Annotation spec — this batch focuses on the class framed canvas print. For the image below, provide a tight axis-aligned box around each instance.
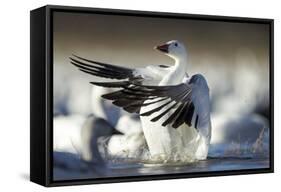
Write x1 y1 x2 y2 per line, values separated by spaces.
30 5 274 187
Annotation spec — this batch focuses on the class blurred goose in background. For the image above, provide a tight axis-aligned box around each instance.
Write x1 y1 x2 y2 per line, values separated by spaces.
80 115 123 163
54 115 123 165
71 40 212 162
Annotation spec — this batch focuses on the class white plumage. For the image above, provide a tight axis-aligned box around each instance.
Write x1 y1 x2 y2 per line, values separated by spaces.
71 40 212 162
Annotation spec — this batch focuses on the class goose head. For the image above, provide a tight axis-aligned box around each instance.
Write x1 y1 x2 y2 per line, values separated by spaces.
82 116 123 141
91 118 123 138
155 40 187 61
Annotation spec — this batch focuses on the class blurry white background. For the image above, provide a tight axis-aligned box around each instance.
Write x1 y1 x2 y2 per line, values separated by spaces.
0 0 280 191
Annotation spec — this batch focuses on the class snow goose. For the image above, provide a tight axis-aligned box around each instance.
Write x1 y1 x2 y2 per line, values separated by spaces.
80 115 123 164
54 115 123 165
70 40 212 162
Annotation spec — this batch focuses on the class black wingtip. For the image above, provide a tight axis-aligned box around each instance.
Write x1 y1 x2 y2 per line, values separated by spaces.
90 81 129 88
69 57 76 65
90 82 102 86
70 54 86 64
69 54 79 60
72 54 79 58
90 81 116 88
69 55 81 66
100 91 123 100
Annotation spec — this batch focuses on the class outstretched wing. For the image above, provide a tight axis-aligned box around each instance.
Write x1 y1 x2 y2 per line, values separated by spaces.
70 54 138 80
91 74 210 129
70 55 170 85
70 55 210 129
91 77 203 129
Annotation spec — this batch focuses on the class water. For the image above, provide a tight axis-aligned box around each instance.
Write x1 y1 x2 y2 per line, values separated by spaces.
53 156 269 181
53 133 270 181
53 140 270 181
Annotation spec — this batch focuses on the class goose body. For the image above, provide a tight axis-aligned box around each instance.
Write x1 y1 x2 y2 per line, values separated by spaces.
140 74 211 161
71 40 212 162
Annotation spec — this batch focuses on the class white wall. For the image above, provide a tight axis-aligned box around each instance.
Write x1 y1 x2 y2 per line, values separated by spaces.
0 0 279 191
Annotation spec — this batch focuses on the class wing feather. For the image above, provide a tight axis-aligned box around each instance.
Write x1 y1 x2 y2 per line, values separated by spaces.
70 55 135 80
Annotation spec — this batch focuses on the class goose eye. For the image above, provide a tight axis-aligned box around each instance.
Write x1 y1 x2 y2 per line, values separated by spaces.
175 43 178 47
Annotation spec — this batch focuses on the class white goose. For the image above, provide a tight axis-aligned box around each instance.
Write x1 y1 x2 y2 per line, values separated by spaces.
71 40 211 162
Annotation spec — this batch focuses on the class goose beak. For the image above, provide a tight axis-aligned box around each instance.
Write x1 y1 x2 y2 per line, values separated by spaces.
112 128 124 135
155 43 169 53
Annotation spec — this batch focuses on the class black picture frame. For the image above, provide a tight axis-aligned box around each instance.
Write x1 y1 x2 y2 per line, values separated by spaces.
30 5 274 187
